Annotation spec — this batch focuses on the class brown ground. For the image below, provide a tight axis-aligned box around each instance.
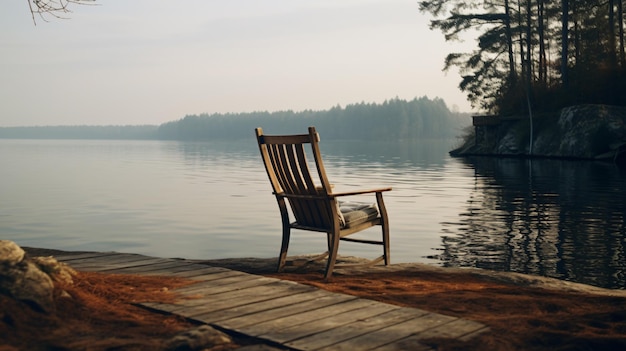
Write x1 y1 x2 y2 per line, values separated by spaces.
0 269 251 351
2 249 626 351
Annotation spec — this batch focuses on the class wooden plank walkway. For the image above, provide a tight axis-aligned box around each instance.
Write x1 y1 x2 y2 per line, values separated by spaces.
55 251 489 351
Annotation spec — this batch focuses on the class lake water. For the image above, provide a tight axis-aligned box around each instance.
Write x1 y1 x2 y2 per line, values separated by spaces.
1 138 625 289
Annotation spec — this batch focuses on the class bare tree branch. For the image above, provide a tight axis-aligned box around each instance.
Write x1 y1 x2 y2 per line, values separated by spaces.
28 0 97 25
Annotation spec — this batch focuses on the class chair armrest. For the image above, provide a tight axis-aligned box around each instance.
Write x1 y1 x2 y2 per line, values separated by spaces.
331 187 392 197
274 187 391 200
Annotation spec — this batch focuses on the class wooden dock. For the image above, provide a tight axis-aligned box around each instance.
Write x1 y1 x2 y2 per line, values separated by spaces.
55 251 488 351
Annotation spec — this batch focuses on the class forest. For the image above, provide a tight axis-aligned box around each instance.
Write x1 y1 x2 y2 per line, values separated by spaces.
0 97 470 141
420 0 626 115
156 97 469 141
0 125 158 140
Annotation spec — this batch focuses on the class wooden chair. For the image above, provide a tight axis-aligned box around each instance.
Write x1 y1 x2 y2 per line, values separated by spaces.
255 126 391 279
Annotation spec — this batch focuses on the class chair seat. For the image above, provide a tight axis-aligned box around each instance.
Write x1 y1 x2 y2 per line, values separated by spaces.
339 201 379 228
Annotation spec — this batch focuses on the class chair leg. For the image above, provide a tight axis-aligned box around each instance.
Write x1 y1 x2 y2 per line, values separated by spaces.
382 222 390 266
377 192 390 266
277 225 290 273
326 232 333 252
324 231 340 280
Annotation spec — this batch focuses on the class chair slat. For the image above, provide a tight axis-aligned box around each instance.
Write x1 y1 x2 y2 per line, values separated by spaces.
295 145 317 194
285 145 308 195
277 145 298 195
269 144 293 194
261 134 310 145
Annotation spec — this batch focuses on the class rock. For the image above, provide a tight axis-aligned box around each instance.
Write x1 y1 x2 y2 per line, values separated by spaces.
0 240 25 265
0 240 62 313
165 325 232 351
10 262 55 313
453 104 626 162
556 105 626 158
30 256 76 285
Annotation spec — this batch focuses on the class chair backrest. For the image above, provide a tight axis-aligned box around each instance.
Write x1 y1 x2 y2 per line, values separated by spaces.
255 126 336 230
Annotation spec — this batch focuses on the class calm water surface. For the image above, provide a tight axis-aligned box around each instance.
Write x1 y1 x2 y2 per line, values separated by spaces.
1 139 625 289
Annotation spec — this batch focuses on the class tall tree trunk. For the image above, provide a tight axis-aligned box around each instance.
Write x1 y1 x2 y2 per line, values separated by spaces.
525 0 534 97
505 0 517 84
561 0 569 86
526 0 532 85
609 0 617 69
617 0 625 67
573 2 579 67
518 0 525 77
537 0 547 86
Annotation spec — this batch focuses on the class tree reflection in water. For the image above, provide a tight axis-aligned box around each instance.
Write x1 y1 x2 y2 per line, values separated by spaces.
437 157 626 289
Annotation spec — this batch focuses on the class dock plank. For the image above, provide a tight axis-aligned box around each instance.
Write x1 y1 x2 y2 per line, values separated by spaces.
190 287 321 323
242 298 378 338
104 262 209 275
218 293 358 331
167 280 289 316
287 307 428 350
373 319 489 351
145 277 280 313
173 281 315 316
58 252 150 264
96 260 193 274
164 266 231 279
175 275 277 296
257 299 398 343
55 252 119 262
65 257 174 272
311 313 457 351
171 270 249 285
394 319 487 345
57 252 170 266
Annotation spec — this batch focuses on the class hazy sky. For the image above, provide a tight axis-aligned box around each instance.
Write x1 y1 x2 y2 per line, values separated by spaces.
1 0 476 127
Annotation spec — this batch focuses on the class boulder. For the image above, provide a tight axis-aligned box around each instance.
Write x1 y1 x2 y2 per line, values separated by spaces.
0 240 73 313
0 240 25 265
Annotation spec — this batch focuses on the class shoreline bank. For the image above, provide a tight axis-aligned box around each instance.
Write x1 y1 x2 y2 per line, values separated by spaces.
23 246 626 297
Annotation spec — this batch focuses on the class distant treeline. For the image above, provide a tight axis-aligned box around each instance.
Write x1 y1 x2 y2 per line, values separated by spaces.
0 97 470 141
0 125 159 140
159 97 470 141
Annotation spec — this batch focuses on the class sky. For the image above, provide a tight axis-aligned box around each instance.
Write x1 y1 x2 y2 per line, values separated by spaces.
1 0 476 127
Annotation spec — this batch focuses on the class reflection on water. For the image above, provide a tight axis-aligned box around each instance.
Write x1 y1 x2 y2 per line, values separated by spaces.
437 157 626 289
1 139 625 289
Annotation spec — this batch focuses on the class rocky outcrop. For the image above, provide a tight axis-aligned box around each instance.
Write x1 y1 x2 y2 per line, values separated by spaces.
0 240 75 313
451 104 626 163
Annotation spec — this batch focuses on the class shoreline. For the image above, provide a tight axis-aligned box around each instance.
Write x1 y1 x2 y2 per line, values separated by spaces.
23 246 626 297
